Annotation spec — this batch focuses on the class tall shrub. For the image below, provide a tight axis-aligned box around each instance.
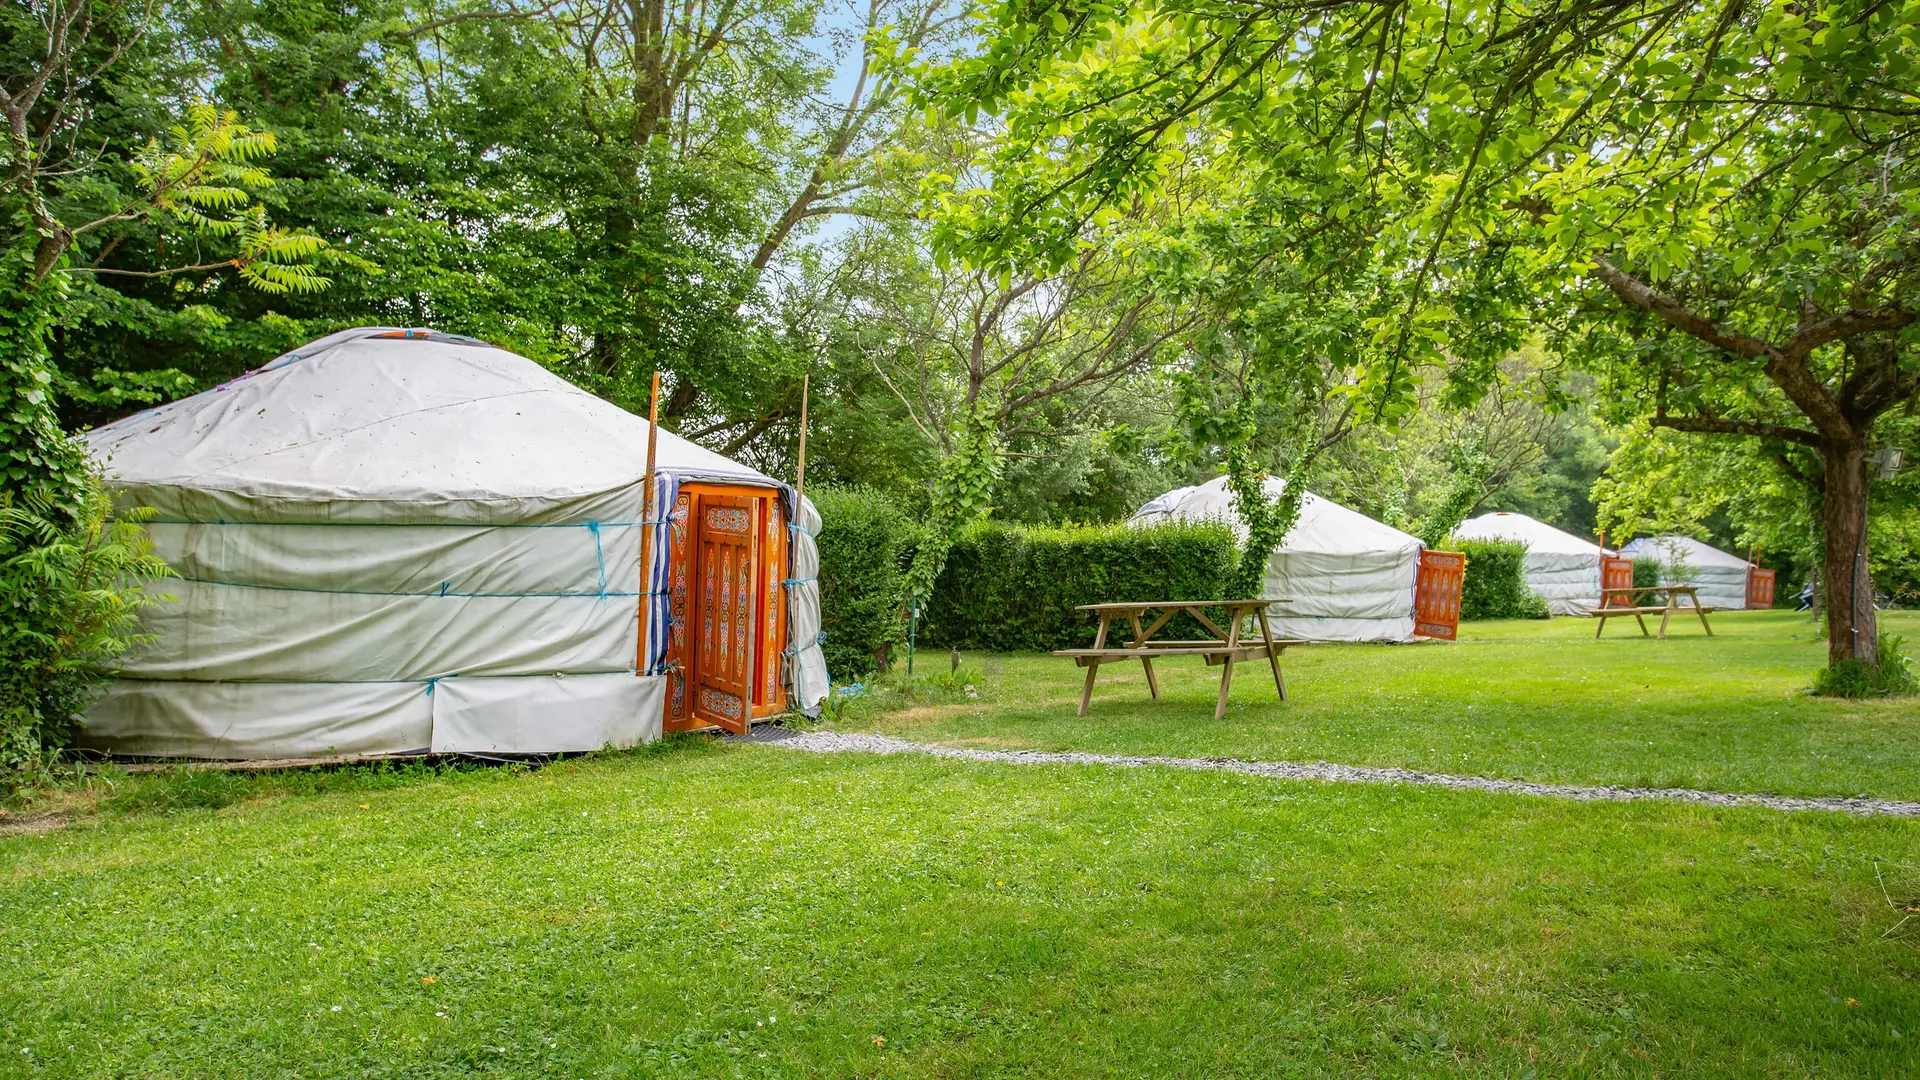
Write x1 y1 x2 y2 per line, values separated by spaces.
1452 537 1544 620
812 486 917 681
921 521 1239 652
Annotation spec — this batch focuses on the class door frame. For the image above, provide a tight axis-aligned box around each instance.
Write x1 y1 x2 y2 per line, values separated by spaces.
662 483 789 734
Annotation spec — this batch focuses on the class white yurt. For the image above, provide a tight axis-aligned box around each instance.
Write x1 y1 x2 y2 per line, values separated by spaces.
1129 476 1424 641
83 328 828 760
1619 535 1753 610
1454 511 1610 615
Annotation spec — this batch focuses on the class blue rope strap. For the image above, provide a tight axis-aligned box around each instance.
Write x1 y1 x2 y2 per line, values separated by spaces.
588 521 608 597
144 519 654 529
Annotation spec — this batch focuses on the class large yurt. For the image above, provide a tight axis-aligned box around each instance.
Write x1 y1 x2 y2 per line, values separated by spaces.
82 328 827 760
1619 535 1754 610
1129 476 1426 641
1454 511 1609 615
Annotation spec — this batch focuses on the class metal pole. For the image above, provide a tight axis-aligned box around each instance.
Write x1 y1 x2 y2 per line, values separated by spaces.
636 371 661 674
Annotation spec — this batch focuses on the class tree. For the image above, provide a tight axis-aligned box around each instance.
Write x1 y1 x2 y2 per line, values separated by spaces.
4 1 329 507
907 0 1919 673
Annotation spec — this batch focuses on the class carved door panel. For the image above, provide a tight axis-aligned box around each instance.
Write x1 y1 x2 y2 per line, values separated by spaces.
1413 549 1464 640
692 494 758 734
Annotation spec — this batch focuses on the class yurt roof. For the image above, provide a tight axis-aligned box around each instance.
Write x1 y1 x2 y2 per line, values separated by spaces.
1455 511 1609 556
1620 535 1751 569
1129 475 1421 554
85 328 774 514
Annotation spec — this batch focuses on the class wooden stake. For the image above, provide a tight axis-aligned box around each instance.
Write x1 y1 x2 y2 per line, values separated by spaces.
794 373 810 503
636 371 661 673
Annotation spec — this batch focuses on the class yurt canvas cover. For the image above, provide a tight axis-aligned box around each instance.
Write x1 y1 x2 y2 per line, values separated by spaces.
82 328 828 759
1129 476 1424 641
1454 511 1609 615
1619 536 1753 610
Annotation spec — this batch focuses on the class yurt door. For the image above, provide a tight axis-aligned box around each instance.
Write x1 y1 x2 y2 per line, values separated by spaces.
691 494 759 735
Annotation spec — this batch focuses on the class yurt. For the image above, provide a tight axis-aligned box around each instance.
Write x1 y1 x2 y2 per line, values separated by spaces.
1619 536 1754 610
1454 511 1609 615
1129 476 1428 641
82 328 828 760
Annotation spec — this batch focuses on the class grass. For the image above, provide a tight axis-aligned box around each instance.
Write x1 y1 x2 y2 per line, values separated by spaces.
4 740 1920 1078
840 610 1920 801
6 613 1920 1077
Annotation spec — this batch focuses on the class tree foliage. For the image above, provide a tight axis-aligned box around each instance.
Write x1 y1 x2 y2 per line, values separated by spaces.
909 0 1920 669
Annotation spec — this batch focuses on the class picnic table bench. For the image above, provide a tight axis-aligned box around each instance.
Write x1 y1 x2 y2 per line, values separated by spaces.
1053 600 1296 719
1590 584 1717 639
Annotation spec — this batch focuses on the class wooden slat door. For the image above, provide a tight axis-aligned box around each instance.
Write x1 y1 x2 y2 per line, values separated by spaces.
1601 556 1635 606
1414 550 1465 639
692 494 758 734
1746 567 1776 609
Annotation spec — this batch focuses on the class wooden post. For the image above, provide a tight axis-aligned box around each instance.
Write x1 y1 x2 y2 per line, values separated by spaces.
789 372 811 710
636 371 661 673
794 373 810 503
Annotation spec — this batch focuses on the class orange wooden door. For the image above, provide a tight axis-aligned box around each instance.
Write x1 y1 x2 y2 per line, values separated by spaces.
692 494 759 734
1600 556 1634 605
1746 567 1776 609
1414 550 1465 640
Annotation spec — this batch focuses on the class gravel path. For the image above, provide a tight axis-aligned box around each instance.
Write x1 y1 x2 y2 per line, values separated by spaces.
734 727 1920 819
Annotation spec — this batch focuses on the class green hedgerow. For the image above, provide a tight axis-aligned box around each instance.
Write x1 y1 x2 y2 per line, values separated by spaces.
813 486 920 682
1452 537 1546 620
921 520 1239 652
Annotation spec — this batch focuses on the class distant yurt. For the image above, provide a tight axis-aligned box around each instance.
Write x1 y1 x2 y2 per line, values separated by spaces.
83 328 827 760
1454 511 1610 615
1129 476 1427 641
1619 536 1754 610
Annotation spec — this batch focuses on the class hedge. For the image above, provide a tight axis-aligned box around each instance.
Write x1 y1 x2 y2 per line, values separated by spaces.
1452 537 1548 620
919 520 1240 652
811 486 918 682
1631 557 1663 589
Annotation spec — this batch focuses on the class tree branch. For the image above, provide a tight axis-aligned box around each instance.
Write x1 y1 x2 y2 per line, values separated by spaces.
1650 409 1822 447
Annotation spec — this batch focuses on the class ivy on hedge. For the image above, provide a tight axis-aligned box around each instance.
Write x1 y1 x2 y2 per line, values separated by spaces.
919 520 1239 652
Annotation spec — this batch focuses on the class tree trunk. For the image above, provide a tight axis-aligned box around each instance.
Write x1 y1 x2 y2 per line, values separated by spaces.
1819 443 1878 669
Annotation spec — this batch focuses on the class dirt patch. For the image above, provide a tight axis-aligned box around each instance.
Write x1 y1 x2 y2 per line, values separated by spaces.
0 810 72 837
881 703 997 723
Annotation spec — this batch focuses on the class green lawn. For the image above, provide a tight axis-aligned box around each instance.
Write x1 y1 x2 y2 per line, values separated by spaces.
844 610 1920 801
6 612 1920 1078
5 742 1920 1079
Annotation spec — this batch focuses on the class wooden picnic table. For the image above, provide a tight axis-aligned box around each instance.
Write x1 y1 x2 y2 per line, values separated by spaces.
1052 600 1295 720
1591 584 1716 639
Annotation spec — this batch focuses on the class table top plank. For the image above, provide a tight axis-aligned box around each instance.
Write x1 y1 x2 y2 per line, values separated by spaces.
1075 599 1292 612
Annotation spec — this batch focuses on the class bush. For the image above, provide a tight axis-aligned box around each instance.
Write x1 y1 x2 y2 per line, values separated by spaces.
2 480 173 771
1631 557 1662 589
812 486 919 682
1452 537 1545 620
919 520 1239 652
1812 633 1918 698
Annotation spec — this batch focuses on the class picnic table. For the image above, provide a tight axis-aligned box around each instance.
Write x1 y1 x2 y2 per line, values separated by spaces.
1591 585 1716 639
1053 600 1295 719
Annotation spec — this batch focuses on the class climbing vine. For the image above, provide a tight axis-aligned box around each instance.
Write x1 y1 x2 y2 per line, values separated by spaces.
1222 399 1320 601
904 406 1003 606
